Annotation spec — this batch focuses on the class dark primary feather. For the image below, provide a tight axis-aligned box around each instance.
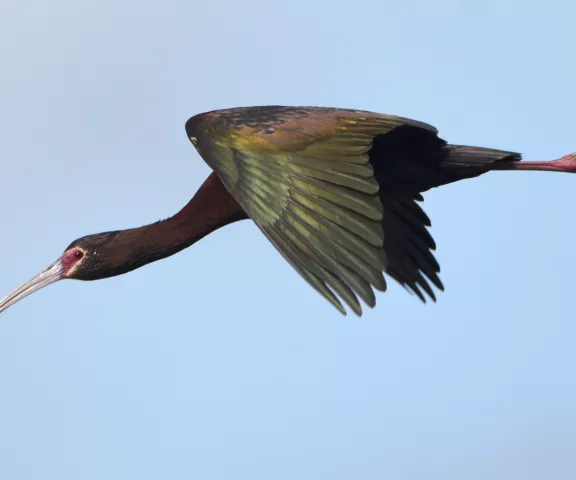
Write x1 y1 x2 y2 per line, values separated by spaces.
381 195 443 301
185 106 521 315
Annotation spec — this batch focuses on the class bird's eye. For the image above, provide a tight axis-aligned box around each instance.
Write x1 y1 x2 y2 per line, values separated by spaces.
73 250 84 260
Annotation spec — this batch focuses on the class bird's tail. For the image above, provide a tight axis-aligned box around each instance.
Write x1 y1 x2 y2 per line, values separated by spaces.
442 145 522 168
439 145 522 181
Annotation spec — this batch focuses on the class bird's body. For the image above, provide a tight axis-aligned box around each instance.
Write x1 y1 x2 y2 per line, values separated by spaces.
2 105 575 316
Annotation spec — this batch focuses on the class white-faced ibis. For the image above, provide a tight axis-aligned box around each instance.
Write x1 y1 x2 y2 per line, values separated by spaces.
1 106 575 316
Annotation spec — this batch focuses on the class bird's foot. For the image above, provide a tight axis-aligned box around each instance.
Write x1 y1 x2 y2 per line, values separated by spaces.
551 153 576 172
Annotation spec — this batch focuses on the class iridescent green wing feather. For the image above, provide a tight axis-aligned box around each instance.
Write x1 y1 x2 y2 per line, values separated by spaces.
188 106 437 315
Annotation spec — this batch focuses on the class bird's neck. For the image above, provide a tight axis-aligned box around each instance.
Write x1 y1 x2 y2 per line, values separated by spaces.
156 172 247 251
108 173 247 273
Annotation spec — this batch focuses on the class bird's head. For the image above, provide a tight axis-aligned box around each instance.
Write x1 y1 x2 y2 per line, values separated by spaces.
0 231 134 314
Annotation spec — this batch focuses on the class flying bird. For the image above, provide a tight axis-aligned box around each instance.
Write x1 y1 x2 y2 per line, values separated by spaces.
1 106 575 316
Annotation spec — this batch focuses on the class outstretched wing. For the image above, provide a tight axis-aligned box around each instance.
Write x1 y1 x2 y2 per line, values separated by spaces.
186 106 438 315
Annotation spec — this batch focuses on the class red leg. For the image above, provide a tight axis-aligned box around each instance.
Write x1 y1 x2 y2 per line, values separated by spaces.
492 153 576 173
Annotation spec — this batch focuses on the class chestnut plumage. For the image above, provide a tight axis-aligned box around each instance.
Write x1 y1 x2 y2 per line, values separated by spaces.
2 105 576 316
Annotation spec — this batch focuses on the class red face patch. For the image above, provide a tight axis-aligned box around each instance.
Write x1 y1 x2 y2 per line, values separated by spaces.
61 249 85 276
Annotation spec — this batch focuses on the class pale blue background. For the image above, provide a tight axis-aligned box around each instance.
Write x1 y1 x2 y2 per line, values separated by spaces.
0 1 575 479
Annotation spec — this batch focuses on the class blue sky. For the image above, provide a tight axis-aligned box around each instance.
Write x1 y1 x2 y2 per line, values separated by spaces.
0 1 575 479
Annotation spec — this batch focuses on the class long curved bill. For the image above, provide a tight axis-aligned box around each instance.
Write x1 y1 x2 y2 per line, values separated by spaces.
0 260 64 314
